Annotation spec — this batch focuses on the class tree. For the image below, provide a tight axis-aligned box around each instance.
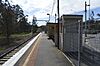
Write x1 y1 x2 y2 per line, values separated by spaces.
32 15 38 34
13 5 31 33
0 1 16 44
0 0 31 45
32 15 37 25
18 15 28 33
0 1 29 44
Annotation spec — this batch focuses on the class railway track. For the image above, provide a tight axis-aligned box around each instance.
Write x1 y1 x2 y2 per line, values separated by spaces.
82 46 100 66
65 47 100 66
0 36 34 66
65 52 93 66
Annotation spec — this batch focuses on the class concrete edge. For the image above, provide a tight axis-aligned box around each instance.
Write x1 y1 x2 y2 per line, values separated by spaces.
2 33 42 66
59 50 75 66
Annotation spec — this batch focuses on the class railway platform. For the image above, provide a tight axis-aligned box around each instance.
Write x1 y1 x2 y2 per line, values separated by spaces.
22 32 73 66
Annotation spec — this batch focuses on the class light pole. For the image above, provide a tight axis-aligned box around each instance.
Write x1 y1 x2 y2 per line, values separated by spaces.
47 13 50 22
88 0 91 31
85 1 87 37
55 14 57 23
89 0 90 20
85 1 90 37
57 0 60 49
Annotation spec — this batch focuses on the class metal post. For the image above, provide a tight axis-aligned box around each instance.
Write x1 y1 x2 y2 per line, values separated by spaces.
88 0 90 30
85 1 87 37
31 20 33 35
55 14 57 23
57 0 59 49
49 15 50 22
89 0 90 20
47 13 50 22
78 20 81 66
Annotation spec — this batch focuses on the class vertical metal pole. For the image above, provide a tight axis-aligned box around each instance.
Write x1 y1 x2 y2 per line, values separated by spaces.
78 20 81 66
47 13 50 22
85 1 87 37
88 0 90 30
49 15 50 22
32 18 33 36
55 14 57 23
89 0 90 20
57 0 59 49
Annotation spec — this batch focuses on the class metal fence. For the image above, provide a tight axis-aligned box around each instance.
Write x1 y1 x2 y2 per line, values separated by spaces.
59 15 100 66
63 21 82 52
82 21 100 66
62 15 83 66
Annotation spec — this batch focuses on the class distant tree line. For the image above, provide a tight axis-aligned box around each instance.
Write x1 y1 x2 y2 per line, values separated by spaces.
83 12 100 34
0 0 36 44
0 0 33 34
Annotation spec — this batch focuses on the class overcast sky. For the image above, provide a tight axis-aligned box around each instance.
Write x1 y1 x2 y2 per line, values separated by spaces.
9 0 100 26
